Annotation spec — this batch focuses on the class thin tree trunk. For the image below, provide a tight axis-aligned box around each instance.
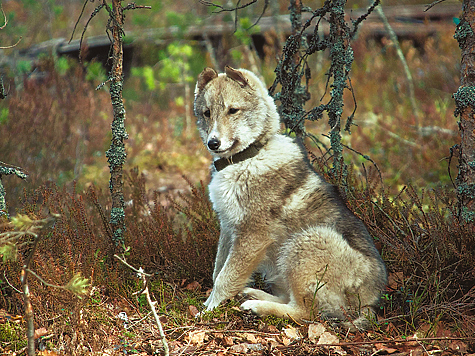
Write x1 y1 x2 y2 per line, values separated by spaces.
21 268 35 356
105 0 128 247
328 0 352 180
454 0 475 222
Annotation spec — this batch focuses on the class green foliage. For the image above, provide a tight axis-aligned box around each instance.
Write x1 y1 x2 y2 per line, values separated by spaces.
15 60 32 74
64 272 90 298
262 315 288 329
0 108 8 125
158 42 195 86
131 66 156 91
166 11 200 35
55 57 70 76
0 322 26 350
85 61 107 84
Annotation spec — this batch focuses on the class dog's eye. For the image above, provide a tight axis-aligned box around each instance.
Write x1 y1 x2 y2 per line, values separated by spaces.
203 109 211 118
228 108 239 115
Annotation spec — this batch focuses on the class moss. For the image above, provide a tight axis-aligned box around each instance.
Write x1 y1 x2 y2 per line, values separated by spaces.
0 322 27 350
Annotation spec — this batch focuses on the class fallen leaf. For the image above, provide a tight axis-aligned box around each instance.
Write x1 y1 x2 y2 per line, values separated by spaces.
185 281 201 291
317 331 339 345
283 325 301 341
222 335 234 346
281 336 291 346
243 332 258 343
34 327 48 339
188 305 199 317
229 343 249 353
264 324 279 333
409 348 424 356
37 351 59 356
374 343 398 354
308 322 326 342
188 330 206 346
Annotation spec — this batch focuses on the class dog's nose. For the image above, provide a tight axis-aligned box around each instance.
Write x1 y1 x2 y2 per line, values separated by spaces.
208 138 221 151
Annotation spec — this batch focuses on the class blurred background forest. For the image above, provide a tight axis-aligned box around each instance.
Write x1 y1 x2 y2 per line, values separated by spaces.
0 0 462 203
1 0 474 355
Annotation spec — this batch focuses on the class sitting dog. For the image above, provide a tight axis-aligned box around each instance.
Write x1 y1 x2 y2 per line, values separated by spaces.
193 66 387 329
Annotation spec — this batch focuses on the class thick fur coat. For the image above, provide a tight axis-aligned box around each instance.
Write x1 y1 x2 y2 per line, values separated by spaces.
193 66 387 329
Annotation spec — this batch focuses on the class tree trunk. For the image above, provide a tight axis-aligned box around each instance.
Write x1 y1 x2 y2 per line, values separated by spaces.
454 0 475 223
327 0 352 180
105 0 128 247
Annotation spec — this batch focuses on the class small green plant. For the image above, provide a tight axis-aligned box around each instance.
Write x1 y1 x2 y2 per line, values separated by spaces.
262 315 288 329
0 321 27 351
310 265 328 320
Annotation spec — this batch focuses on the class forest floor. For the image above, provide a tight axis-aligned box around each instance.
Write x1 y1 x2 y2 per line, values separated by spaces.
1 281 474 356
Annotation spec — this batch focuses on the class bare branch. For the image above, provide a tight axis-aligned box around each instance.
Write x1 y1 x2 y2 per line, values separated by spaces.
199 0 257 13
78 3 106 62
425 0 447 12
0 5 7 30
114 254 169 356
69 0 90 43
0 36 22 50
123 3 152 11
114 254 152 277
247 0 269 30
350 0 380 38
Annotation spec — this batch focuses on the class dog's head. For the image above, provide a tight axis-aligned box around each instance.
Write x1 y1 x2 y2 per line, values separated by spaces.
193 66 280 159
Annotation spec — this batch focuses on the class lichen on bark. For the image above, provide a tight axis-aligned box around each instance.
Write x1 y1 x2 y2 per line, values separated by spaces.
453 0 475 223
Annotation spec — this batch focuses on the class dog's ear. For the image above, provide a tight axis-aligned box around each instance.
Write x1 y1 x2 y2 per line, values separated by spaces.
225 66 249 88
197 67 218 92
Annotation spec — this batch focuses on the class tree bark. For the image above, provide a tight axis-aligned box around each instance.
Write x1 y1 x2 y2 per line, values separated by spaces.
105 0 128 247
327 0 352 180
454 0 475 223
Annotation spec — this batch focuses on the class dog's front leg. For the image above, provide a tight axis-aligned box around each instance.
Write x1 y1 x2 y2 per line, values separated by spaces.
205 235 271 311
212 229 233 282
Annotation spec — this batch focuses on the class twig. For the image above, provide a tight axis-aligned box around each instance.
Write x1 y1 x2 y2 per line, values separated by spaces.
0 5 21 48
143 283 169 356
24 268 67 291
114 254 152 277
126 311 152 329
0 5 7 30
21 231 42 356
374 5 419 124
0 36 22 49
424 0 447 12
204 329 280 336
114 255 169 356
3 271 21 294
123 4 152 11
311 336 475 347
199 0 257 13
70 0 90 42
350 0 381 38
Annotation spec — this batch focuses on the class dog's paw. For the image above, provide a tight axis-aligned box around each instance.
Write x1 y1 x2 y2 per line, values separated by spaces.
240 299 262 315
241 287 258 298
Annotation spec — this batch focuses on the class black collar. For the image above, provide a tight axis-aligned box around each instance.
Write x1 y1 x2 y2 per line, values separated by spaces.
214 142 265 172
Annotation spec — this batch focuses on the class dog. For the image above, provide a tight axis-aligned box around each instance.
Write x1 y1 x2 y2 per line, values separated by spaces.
193 66 387 329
